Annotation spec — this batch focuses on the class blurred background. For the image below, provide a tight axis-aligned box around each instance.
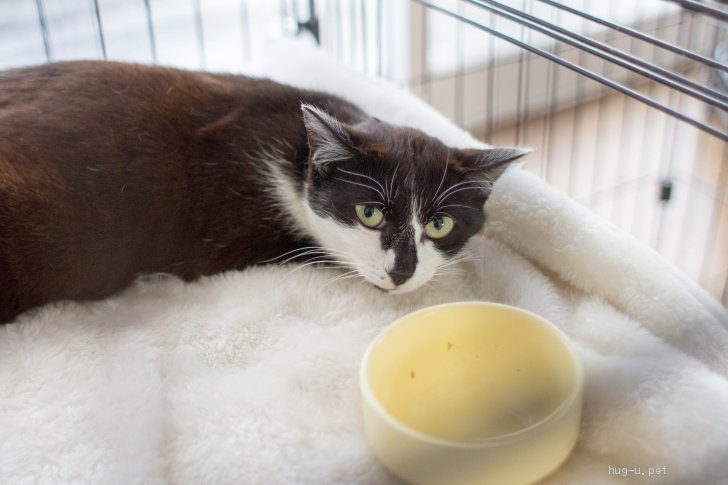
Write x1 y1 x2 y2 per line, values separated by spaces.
1 0 727 306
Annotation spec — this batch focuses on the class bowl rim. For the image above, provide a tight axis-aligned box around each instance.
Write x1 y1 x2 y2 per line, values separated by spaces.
359 300 584 449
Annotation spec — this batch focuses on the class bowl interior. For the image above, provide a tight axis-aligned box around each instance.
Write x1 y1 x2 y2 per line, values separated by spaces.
366 303 578 443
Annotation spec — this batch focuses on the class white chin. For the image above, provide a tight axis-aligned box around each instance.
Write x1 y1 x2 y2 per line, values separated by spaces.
372 280 426 294
372 282 396 292
387 285 419 295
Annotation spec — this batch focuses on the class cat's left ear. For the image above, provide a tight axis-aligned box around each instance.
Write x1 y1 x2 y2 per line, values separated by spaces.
301 104 355 177
452 147 531 188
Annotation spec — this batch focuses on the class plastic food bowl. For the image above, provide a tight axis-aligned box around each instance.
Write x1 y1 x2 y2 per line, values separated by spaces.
360 302 583 485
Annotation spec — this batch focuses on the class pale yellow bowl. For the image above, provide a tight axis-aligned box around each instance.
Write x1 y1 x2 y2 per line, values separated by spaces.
360 302 583 485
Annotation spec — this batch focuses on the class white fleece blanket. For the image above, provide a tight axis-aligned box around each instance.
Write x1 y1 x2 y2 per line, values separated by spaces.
2 37 727 485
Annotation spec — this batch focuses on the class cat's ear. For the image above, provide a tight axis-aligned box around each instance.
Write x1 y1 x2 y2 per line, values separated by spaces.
452 147 530 188
301 104 355 174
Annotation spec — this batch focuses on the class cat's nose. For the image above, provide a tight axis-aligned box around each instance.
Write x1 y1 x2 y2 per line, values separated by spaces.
388 268 414 286
388 239 417 286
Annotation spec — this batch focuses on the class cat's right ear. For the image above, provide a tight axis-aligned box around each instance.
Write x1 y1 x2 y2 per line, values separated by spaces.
301 104 355 177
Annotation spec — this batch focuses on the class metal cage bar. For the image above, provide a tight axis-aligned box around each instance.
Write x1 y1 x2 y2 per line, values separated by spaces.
34 0 51 61
469 0 728 107
90 0 107 59
665 0 728 22
142 0 157 64
536 0 727 72
413 0 728 142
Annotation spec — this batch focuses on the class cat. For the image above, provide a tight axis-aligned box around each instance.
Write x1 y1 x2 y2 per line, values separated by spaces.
0 61 526 323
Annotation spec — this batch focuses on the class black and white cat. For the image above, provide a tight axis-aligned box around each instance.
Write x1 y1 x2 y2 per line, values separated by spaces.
273 104 525 293
0 61 526 322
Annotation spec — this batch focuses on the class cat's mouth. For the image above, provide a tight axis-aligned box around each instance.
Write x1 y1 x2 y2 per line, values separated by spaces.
366 273 426 294
362 276 402 294
372 284 413 294
370 277 398 293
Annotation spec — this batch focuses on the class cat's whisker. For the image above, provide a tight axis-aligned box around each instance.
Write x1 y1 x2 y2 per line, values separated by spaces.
461 247 482 260
437 204 479 211
321 270 363 290
437 185 488 206
263 245 352 263
337 178 385 202
433 180 486 206
434 267 465 277
443 254 480 266
388 161 401 201
337 168 387 199
322 268 358 279
300 247 360 266
431 158 450 205
435 261 467 272
296 257 356 269
283 259 328 275
431 266 466 285
285 258 355 277
265 245 358 266
438 260 469 270
433 179 480 203
279 249 340 264
394 164 404 199
261 245 327 263
353 264 384 287
435 184 486 205
278 250 333 265
437 255 478 270
327 269 359 279
316 247 353 256
450 248 478 260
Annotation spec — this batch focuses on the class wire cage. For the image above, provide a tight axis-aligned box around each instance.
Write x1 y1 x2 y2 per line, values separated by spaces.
2 0 727 306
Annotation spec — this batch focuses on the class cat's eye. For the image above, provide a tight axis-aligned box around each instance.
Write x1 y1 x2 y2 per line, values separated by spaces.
425 216 454 239
355 204 385 228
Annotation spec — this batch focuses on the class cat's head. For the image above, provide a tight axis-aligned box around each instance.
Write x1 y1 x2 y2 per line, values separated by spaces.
299 104 527 294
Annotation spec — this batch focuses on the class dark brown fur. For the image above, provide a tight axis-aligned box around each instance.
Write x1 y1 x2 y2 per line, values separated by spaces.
0 61 367 323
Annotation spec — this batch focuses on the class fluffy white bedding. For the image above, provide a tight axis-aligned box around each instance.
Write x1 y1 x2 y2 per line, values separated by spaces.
1 36 727 485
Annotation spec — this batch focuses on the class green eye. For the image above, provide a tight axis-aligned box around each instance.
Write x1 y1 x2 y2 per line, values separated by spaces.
425 216 454 239
355 204 385 228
